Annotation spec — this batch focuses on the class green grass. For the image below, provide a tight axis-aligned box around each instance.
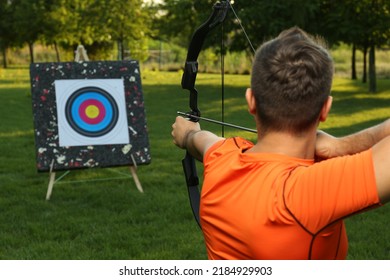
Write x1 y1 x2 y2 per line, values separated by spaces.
0 66 389 259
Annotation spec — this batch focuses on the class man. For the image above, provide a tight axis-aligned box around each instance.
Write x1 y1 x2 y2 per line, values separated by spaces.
171 27 390 259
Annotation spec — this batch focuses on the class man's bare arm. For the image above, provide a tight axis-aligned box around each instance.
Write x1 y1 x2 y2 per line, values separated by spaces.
183 130 224 161
316 119 390 159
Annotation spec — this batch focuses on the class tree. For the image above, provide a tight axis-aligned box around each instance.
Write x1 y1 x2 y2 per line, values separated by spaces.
156 0 220 48
318 0 390 92
365 0 389 92
44 0 153 61
40 0 78 62
224 0 322 53
10 0 48 63
62 0 114 60
94 0 152 60
157 0 327 54
0 0 14 67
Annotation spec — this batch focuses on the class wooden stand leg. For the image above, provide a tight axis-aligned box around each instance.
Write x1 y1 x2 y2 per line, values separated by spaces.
129 166 143 193
129 154 144 193
46 160 56 200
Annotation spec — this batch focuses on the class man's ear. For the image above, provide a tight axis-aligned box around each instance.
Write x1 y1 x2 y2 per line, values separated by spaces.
245 88 256 115
319 96 333 122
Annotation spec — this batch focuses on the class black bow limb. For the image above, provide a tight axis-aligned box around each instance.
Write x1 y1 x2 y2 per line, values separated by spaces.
180 1 230 228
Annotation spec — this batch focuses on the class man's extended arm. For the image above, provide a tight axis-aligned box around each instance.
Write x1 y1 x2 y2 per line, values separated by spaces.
173 117 390 161
316 119 390 159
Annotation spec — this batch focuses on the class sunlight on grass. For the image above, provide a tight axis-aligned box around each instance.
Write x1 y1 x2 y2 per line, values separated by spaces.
332 79 362 93
0 129 33 138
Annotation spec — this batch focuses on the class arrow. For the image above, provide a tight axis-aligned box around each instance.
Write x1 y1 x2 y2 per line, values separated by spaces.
177 111 257 134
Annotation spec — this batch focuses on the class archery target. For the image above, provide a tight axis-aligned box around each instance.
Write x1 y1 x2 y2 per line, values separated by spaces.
65 87 119 137
55 79 129 147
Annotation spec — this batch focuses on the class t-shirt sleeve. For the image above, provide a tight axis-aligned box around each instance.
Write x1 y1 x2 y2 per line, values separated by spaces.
285 149 381 233
204 137 253 166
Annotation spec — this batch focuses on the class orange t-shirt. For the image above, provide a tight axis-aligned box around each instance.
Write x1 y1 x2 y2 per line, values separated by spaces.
201 137 380 260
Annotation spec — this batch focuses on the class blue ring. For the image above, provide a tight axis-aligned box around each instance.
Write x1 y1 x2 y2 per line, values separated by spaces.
70 92 113 132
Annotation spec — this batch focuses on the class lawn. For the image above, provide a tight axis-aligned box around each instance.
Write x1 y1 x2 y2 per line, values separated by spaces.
0 66 389 259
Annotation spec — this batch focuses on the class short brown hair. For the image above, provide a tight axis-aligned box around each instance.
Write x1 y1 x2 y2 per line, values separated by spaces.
251 27 334 134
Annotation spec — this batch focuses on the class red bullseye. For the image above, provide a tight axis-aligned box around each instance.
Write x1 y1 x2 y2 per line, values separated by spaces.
78 99 106 124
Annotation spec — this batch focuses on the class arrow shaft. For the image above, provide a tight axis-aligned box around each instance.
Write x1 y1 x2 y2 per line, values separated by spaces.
177 111 257 134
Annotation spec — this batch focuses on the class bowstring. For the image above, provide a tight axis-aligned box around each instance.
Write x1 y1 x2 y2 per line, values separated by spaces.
221 19 225 137
228 1 256 54
219 1 256 138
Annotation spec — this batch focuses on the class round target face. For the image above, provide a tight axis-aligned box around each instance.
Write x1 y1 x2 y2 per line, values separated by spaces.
65 87 119 137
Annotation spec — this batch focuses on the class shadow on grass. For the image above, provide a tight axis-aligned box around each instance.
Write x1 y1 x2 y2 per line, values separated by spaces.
330 96 390 116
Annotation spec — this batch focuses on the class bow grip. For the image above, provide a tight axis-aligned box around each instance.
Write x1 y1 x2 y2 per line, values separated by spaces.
181 61 200 120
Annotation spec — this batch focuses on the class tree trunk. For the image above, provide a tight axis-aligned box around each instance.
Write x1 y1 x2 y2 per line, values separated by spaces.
159 40 162 71
2 47 7 68
117 40 125 60
28 42 35 64
362 46 368 83
351 44 357 80
54 42 61 62
117 40 122 60
368 45 376 93
121 40 125 61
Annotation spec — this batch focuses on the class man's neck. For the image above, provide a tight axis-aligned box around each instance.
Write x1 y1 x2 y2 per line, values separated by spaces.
247 129 317 159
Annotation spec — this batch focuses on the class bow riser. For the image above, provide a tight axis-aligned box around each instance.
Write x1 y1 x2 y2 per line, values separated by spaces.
180 1 230 228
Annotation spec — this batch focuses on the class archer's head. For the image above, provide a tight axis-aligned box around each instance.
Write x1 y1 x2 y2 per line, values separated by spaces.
249 27 334 135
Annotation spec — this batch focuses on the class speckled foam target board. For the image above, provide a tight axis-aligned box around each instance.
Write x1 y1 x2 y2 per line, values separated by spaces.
30 60 151 172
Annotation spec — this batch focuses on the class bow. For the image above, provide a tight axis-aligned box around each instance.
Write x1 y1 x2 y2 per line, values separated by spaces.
181 0 230 228
180 1 255 228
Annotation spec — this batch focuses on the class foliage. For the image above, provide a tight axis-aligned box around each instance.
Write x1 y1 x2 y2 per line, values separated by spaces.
1 0 390 91
155 0 389 91
9 0 45 47
226 0 321 51
0 0 152 62
1 0 389 68
86 0 152 60
154 0 214 47
319 0 390 48
149 0 385 54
